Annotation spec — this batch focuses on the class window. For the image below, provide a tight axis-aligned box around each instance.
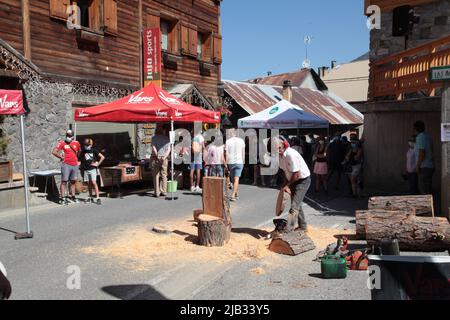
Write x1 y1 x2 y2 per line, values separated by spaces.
197 31 212 61
161 20 169 51
49 0 118 35
160 18 179 54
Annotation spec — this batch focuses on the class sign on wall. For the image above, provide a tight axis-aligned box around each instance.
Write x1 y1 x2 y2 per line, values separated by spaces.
143 28 162 88
0 90 25 115
430 66 450 82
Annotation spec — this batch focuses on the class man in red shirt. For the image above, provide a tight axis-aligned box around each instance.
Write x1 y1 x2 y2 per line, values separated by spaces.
52 130 81 204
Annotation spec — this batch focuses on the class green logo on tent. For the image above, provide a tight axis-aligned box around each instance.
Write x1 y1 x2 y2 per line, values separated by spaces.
269 107 279 115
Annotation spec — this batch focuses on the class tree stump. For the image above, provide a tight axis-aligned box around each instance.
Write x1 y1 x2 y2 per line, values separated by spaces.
197 214 231 247
269 231 316 256
356 208 416 240
368 195 434 216
365 211 450 252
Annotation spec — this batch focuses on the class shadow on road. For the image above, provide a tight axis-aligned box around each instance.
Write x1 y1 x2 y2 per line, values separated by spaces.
102 284 168 300
0 227 18 235
232 228 270 240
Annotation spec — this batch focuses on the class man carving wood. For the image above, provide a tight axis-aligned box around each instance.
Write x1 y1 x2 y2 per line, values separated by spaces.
271 136 312 233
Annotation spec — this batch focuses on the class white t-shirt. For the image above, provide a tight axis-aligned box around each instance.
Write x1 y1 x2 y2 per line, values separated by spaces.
208 144 224 165
226 137 245 165
279 148 311 180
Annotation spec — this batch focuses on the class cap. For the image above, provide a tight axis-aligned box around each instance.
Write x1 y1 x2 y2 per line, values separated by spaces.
66 130 74 137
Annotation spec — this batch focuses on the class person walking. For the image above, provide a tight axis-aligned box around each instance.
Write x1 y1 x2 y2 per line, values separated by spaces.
226 129 245 201
344 139 363 199
313 136 328 194
328 135 347 190
151 125 171 198
207 136 226 177
79 138 105 204
405 135 419 195
414 121 435 195
52 130 81 204
274 136 311 232
190 130 205 193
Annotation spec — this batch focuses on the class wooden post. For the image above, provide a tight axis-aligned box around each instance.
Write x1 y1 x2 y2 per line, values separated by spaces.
442 82 450 219
21 0 31 60
138 0 143 87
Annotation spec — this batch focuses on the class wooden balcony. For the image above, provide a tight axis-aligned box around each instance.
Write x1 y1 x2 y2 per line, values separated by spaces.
369 35 450 100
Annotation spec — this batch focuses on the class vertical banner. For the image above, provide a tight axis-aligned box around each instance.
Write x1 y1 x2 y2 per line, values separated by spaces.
143 28 162 87
0 90 25 115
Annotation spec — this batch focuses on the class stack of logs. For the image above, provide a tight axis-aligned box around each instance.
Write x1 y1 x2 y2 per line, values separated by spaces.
356 195 450 252
195 177 232 247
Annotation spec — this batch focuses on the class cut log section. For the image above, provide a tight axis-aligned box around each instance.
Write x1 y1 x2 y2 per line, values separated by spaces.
368 195 434 216
269 231 316 256
197 214 231 247
365 211 450 252
356 208 416 240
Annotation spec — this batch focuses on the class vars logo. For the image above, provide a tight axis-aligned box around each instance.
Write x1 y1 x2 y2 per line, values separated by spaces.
159 92 181 106
0 94 19 111
156 109 168 118
77 111 90 118
128 92 155 104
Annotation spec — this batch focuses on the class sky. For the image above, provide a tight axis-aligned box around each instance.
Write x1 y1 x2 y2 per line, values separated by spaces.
221 0 370 81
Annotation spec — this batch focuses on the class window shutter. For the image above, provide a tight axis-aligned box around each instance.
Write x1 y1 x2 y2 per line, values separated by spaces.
203 32 213 62
147 13 160 29
104 0 118 35
49 0 69 21
89 0 101 32
169 22 180 54
188 27 198 57
181 24 189 54
213 34 222 64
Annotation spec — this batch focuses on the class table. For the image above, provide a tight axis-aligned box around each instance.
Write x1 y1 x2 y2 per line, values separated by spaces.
29 169 61 195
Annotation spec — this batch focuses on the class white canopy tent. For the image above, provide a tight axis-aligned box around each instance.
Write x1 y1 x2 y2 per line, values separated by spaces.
237 100 329 129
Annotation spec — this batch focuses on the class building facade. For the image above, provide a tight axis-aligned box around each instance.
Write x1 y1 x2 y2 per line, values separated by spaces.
0 0 222 171
362 0 449 215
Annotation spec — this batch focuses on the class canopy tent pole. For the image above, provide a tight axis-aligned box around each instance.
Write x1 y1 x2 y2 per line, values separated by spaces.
169 119 178 201
15 114 33 240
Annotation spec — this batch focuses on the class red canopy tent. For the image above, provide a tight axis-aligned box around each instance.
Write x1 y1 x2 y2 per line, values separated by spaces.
74 84 221 200
0 90 32 238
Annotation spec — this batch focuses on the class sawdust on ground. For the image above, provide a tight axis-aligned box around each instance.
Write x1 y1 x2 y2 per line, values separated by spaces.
80 217 354 272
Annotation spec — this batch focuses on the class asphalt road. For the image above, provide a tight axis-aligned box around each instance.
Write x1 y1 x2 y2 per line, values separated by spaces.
0 183 372 300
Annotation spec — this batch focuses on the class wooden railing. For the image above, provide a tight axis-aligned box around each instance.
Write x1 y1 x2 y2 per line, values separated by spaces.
370 35 450 100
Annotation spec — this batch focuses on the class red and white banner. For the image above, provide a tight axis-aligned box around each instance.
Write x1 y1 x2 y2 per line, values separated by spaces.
0 90 25 115
143 28 162 87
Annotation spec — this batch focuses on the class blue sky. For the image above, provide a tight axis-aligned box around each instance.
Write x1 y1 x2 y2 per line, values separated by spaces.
221 0 370 81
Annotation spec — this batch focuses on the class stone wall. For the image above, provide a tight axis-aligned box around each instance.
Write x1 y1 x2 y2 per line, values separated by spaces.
3 79 132 172
370 0 450 62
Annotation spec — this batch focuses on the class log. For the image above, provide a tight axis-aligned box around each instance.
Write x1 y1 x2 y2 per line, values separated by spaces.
369 195 434 217
269 231 316 256
365 212 450 252
356 208 416 240
197 214 231 247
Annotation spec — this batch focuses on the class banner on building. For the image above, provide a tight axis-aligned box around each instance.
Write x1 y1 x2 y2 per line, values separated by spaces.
0 90 25 115
143 28 162 88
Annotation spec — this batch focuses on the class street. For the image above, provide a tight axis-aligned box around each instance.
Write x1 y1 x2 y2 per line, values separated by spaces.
0 183 371 300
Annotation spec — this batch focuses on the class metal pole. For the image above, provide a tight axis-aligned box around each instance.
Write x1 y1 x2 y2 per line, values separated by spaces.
15 114 33 239
170 120 175 200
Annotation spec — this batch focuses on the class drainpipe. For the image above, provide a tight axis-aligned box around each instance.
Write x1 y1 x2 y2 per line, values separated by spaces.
22 0 31 60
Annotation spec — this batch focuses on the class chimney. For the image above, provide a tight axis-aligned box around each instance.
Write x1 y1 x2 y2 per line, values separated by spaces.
318 66 329 78
282 80 293 102
331 60 337 69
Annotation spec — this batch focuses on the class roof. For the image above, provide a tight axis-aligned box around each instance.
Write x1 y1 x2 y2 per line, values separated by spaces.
166 82 214 110
224 80 363 126
321 60 369 103
248 69 311 87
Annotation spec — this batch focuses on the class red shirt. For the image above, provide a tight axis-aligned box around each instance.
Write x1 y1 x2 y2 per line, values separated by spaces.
56 140 81 166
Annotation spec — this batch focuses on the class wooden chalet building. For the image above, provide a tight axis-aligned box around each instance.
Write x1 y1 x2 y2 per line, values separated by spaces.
362 0 450 215
0 0 223 171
